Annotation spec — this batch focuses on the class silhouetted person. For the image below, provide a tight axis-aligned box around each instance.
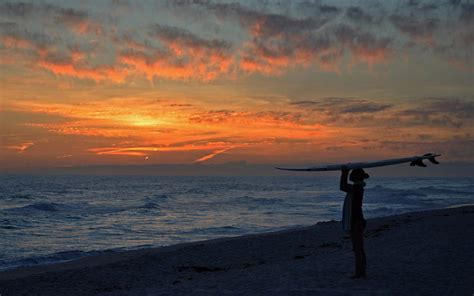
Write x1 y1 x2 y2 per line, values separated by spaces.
340 167 369 278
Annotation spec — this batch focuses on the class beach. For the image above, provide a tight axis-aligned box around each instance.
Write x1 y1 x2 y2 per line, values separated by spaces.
1 205 473 295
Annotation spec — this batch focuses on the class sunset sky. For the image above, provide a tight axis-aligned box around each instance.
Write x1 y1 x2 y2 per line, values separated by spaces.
0 0 473 170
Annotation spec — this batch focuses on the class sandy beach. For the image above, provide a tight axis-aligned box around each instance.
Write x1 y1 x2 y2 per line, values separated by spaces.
1 205 473 296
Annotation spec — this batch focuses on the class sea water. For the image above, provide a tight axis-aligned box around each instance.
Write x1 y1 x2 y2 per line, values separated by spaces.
1 175 473 270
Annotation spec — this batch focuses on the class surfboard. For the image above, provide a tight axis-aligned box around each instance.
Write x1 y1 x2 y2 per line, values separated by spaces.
275 153 441 172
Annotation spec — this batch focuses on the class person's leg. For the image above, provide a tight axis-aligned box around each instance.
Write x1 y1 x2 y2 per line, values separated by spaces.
350 223 366 277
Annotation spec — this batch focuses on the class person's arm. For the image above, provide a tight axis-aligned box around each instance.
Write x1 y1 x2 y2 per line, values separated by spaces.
340 167 350 192
352 185 365 224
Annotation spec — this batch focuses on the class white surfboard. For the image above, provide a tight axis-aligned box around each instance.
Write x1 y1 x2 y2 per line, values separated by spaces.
275 153 441 172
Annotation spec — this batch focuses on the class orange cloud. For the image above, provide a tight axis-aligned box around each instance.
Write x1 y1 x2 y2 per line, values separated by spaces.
6 98 185 141
193 146 235 163
1 1 473 83
89 143 232 157
119 25 234 81
38 57 128 83
4 142 34 153
4 97 336 164
1 35 32 49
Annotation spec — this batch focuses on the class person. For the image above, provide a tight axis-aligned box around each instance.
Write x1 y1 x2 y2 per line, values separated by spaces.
340 167 369 278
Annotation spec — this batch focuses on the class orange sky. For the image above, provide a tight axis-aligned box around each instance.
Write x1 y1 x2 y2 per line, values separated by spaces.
1 1 473 169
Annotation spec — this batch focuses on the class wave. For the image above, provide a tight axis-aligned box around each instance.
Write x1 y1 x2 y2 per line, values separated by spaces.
138 202 160 209
369 185 427 197
148 193 169 200
9 202 62 212
370 184 473 196
7 193 34 200
181 225 241 235
5 202 129 215
143 193 169 204
232 195 284 205
0 249 109 271
364 206 413 217
416 186 473 195
0 225 22 230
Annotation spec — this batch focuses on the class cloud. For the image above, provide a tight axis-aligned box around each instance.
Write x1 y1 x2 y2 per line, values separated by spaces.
4 141 34 153
193 146 235 163
0 21 115 80
4 98 182 138
291 97 393 114
118 24 233 81
392 98 474 128
241 7 391 72
346 7 374 24
0 1 472 81
149 24 231 52
3 94 473 164
0 2 102 34
189 110 241 124
374 137 474 160
389 14 438 44
38 51 128 83
53 7 101 35
0 2 34 17
201 2 391 74
459 3 474 25
188 109 315 128
88 143 233 158
289 97 474 130
0 23 52 51
333 24 392 65
205 3 336 73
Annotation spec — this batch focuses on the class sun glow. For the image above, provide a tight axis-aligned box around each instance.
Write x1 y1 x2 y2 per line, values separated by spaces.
127 115 166 127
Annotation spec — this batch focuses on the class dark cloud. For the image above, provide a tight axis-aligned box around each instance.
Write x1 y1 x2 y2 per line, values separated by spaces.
0 24 53 50
201 2 331 37
54 8 88 26
294 3 341 15
346 7 374 23
0 21 18 31
291 97 392 114
254 111 305 124
0 2 99 34
333 24 392 63
0 2 34 17
148 24 231 50
290 97 474 130
420 4 438 11
389 14 438 42
392 98 473 128
459 3 474 24
0 0 472 80
342 104 392 114
116 24 234 80
188 109 308 126
189 110 240 124
318 4 341 14
375 137 474 159
197 3 393 73
0 2 82 20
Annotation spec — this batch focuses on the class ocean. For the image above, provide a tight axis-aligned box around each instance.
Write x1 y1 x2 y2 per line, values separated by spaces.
1 175 473 270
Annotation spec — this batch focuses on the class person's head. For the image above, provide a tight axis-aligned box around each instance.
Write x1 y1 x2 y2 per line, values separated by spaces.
349 168 370 182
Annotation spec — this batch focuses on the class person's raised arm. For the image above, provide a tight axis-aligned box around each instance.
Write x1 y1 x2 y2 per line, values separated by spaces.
340 167 350 192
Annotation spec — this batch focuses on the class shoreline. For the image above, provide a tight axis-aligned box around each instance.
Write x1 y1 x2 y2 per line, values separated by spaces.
1 205 474 295
3 203 473 274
